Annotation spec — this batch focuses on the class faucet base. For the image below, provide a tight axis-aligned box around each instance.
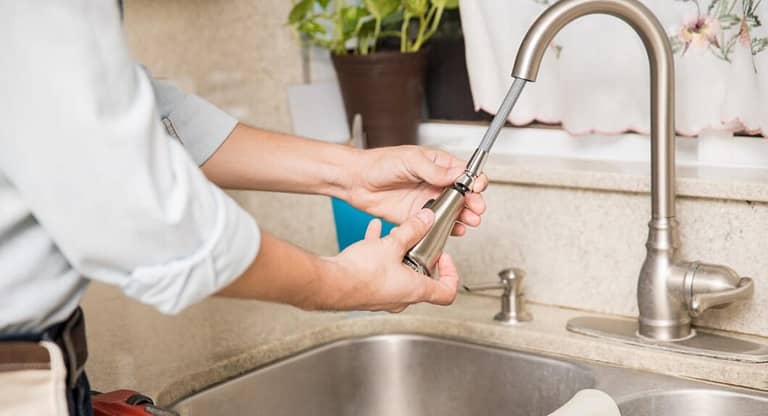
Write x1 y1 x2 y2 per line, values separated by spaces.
566 316 768 363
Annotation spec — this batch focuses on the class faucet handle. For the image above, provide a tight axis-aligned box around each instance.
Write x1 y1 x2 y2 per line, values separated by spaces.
684 262 755 318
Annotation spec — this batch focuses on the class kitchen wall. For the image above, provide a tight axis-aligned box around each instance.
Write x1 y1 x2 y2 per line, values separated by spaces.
123 0 337 254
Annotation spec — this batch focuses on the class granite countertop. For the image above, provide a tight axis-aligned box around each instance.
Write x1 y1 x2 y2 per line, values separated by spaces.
82 283 768 407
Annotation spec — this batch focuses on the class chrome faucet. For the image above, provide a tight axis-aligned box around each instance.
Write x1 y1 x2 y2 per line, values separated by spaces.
507 0 761 356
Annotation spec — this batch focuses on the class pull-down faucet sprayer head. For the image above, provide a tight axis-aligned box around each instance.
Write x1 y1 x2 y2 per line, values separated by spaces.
403 78 527 277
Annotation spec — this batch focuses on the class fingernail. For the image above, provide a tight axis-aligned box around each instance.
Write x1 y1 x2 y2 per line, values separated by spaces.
416 208 434 225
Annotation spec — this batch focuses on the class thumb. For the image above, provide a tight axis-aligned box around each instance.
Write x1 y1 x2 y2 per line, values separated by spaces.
364 218 382 240
412 152 463 187
387 208 435 251
421 253 460 305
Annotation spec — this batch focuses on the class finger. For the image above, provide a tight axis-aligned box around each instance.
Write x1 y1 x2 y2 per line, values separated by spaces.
473 174 489 193
387 208 435 250
410 150 464 187
458 209 481 227
364 218 383 240
450 222 467 236
427 148 465 170
465 193 487 215
424 253 459 305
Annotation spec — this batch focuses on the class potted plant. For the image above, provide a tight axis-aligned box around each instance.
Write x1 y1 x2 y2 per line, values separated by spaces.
289 0 458 148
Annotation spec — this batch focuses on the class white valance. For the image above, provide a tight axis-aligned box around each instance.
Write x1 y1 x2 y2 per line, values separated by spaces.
461 0 768 137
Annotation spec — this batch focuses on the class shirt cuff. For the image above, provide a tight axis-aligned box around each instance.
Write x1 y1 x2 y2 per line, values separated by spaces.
121 189 261 314
150 78 238 165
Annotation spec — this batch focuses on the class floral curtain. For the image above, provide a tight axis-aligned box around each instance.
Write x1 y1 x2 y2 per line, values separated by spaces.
460 0 768 137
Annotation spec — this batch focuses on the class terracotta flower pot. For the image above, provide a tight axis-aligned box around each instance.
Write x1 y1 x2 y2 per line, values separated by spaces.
332 50 428 148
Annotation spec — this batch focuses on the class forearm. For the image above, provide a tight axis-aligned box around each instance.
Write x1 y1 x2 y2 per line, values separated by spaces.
215 231 336 309
202 123 359 198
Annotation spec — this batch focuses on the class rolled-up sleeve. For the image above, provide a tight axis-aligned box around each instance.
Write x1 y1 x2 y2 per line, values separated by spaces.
148 76 238 165
0 1 260 314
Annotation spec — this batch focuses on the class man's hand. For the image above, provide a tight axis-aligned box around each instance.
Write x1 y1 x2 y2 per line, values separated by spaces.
202 126 487 236
218 209 459 312
315 209 459 312
345 146 488 236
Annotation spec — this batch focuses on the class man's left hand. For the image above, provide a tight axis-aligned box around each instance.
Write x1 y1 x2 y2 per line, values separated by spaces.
345 146 488 236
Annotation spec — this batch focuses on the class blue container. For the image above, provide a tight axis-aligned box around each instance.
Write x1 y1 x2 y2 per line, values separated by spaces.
331 197 395 251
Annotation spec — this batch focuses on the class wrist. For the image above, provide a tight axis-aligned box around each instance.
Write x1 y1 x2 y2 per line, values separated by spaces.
324 145 363 201
297 255 345 311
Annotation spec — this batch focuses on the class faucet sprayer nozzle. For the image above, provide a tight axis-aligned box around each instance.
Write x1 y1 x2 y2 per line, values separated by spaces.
402 78 528 277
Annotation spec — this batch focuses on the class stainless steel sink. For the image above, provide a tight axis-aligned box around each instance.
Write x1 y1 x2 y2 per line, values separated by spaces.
619 389 768 416
171 334 768 416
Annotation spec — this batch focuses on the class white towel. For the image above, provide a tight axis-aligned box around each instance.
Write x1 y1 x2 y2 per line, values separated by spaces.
548 389 621 416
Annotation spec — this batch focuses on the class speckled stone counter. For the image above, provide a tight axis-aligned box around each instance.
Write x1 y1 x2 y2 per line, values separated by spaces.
81 284 768 408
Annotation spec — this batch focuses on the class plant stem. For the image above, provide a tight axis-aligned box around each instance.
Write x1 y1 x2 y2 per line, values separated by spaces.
372 17 382 54
334 0 345 54
352 16 371 55
425 3 438 27
401 13 411 52
411 12 427 51
420 5 445 47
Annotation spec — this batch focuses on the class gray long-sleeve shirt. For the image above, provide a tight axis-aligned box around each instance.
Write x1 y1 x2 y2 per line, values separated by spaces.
0 0 260 334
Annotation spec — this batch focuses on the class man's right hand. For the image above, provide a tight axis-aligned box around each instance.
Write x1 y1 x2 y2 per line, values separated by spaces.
217 209 459 313
311 209 460 313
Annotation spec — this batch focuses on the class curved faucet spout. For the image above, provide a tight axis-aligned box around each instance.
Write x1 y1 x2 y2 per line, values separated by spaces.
511 0 675 220
509 0 729 341
511 0 756 343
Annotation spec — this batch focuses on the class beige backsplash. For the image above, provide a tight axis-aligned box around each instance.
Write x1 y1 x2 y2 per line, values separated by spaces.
447 181 768 337
123 0 303 132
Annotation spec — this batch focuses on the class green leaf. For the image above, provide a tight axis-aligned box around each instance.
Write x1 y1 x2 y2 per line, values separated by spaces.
365 0 400 19
432 0 459 8
299 20 326 36
342 6 371 37
317 0 331 9
403 0 428 15
444 0 459 8
288 0 313 24
382 9 404 25
358 18 377 38
431 0 459 8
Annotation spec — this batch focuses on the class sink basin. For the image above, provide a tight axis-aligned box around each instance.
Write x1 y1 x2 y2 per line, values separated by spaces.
171 334 768 416
618 389 768 416
173 335 595 416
